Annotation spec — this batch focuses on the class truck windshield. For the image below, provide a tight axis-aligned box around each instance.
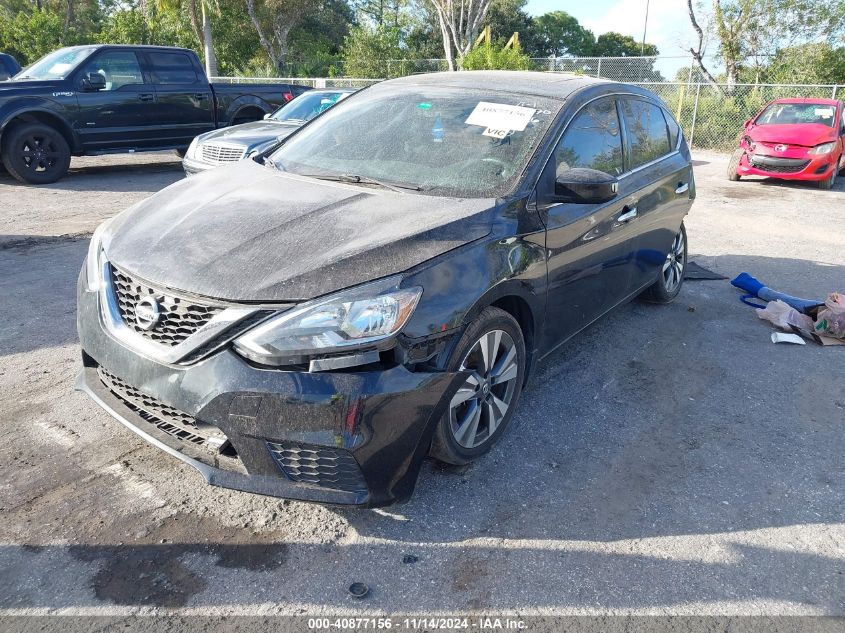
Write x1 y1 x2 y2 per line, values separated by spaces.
271 91 351 123
269 85 561 198
756 103 837 128
14 46 98 80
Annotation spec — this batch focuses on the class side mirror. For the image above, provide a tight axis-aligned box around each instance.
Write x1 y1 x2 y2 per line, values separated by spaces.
83 72 106 91
743 118 752 128
554 168 618 204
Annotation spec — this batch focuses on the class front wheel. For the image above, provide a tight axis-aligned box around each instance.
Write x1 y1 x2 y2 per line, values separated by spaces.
640 223 688 304
727 148 743 181
1 122 71 184
817 164 837 190
430 306 526 466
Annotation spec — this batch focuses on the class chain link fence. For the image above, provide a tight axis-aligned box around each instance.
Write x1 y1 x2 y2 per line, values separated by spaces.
213 53 842 153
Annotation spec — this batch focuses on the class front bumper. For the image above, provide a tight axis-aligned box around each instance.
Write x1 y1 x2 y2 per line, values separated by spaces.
736 149 838 181
76 271 460 507
182 156 214 176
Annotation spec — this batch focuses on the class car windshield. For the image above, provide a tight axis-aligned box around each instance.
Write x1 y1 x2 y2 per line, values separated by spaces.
756 102 837 128
271 91 351 123
268 85 561 197
14 46 98 80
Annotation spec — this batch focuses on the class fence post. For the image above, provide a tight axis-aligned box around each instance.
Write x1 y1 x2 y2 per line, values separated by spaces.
833 85 838 100
596 57 601 78
689 83 701 148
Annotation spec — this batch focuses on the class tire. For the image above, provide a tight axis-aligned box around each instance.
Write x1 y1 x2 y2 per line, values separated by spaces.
817 164 837 190
1 122 71 184
727 148 743 181
430 306 526 466
640 223 688 304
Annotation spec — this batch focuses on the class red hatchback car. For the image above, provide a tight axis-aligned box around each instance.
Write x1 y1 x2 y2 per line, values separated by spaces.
729 98 845 189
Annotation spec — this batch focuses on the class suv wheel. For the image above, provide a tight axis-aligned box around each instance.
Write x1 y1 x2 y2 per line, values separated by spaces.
641 223 688 304
2 123 71 184
430 306 526 465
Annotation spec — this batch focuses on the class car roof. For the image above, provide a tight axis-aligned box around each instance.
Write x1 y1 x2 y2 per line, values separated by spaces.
311 87 357 94
771 97 839 106
383 71 611 100
64 44 197 54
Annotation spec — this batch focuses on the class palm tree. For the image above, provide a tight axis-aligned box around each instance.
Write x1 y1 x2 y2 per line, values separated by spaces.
154 0 218 77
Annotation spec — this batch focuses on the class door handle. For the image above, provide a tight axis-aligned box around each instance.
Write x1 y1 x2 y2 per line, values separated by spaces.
675 182 689 194
138 93 154 102
618 206 638 222
193 93 208 100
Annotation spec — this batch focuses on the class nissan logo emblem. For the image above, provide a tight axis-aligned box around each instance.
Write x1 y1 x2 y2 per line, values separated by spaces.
134 297 161 331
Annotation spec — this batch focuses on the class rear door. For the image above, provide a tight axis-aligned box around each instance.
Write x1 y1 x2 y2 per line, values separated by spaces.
617 97 693 291
74 49 159 151
539 96 641 348
145 50 214 146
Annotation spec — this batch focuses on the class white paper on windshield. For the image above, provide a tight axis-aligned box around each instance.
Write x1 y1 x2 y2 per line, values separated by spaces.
815 107 834 118
49 63 72 75
466 102 536 132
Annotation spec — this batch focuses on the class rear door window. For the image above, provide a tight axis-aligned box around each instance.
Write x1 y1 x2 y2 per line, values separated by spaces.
620 98 671 169
555 97 624 177
148 52 199 84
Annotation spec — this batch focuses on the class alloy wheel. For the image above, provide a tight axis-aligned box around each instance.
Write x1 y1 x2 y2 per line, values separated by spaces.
662 230 685 293
448 329 519 449
20 133 63 174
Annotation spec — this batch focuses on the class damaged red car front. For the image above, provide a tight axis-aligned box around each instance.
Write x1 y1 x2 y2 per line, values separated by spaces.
728 98 845 190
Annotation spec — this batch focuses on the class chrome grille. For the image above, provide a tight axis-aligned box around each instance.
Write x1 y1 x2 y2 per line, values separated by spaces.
110 266 224 347
98 367 226 448
200 143 245 164
267 440 368 493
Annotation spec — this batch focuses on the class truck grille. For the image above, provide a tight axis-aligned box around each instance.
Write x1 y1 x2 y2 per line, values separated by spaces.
98 367 226 449
200 143 245 164
111 266 224 347
267 440 368 494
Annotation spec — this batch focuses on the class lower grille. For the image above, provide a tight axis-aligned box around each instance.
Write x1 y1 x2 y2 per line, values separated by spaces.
267 440 367 494
750 158 810 174
200 143 245 164
98 367 227 451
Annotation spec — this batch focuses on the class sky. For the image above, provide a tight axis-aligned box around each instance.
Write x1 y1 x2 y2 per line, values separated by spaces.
524 0 708 78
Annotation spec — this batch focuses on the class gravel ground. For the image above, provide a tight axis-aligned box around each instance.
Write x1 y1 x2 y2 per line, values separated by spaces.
0 151 843 617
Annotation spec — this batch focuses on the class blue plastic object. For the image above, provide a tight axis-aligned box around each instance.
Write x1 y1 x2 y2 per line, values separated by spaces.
731 272 822 314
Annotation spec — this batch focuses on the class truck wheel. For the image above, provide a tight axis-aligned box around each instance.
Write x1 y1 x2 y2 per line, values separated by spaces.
1 122 71 185
727 149 743 181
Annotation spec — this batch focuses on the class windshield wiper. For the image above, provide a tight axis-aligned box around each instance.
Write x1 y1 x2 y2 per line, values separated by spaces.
262 157 280 170
299 173 421 193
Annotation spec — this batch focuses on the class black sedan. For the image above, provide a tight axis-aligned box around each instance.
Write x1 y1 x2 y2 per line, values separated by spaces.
76 71 694 506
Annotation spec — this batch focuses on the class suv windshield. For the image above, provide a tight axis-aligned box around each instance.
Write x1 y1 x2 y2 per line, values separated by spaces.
269 85 561 197
14 46 98 81
756 102 837 127
272 91 350 123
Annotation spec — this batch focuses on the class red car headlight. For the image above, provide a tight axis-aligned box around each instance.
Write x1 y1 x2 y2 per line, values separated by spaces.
742 136 756 151
808 142 836 156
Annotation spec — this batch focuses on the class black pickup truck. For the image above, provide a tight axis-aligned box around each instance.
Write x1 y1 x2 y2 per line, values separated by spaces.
0 44 309 183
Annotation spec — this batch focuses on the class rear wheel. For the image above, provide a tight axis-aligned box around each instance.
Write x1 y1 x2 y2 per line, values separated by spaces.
640 223 687 304
1 122 71 184
727 148 743 181
430 307 526 466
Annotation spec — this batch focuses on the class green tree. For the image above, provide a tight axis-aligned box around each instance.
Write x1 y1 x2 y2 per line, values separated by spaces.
483 0 540 55
532 10 594 57
154 0 219 76
460 40 533 70
341 23 404 77
763 42 845 85
591 31 659 57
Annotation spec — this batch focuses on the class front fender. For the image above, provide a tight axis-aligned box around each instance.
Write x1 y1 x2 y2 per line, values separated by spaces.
0 96 79 148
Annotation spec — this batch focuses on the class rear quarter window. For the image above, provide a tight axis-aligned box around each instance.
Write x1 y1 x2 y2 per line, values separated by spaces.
662 108 681 149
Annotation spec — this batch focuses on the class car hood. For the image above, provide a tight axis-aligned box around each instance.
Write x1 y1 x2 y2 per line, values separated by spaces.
105 161 495 302
0 79 65 95
747 123 836 147
199 120 300 148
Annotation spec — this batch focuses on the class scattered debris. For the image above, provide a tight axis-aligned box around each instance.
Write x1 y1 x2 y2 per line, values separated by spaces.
771 332 805 345
402 554 419 564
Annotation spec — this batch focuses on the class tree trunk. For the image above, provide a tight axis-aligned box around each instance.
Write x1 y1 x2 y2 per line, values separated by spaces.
201 1 218 77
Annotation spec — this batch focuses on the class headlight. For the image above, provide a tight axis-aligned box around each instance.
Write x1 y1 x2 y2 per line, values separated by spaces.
809 142 836 155
185 137 199 160
742 136 756 151
85 219 112 291
233 277 422 366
